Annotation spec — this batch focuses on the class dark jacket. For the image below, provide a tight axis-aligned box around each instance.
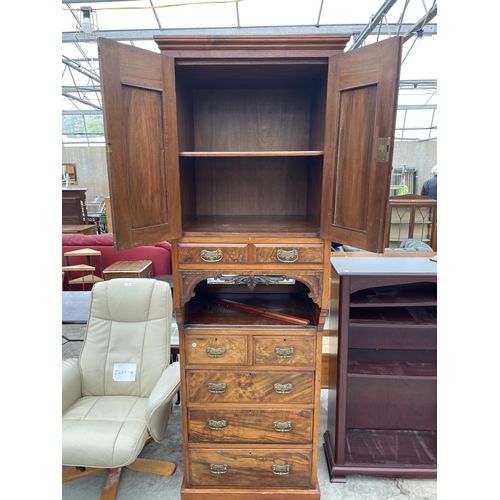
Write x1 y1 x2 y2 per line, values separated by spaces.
421 175 437 200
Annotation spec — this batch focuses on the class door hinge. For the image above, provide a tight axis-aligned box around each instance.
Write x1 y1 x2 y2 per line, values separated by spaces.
377 137 391 162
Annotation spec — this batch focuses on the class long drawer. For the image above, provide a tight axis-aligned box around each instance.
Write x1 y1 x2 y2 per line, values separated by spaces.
188 408 313 444
188 449 313 487
186 371 315 404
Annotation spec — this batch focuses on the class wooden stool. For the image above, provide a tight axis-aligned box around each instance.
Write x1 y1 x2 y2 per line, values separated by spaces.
64 248 104 291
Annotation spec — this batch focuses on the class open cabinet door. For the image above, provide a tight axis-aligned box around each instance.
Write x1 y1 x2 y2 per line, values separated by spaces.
99 38 182 251
321 36 403 253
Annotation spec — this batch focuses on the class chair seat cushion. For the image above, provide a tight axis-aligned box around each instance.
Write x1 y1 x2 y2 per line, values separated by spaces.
62 395 150 468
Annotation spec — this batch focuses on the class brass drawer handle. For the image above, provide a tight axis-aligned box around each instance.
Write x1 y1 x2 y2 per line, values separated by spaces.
208 382 227 394
275 346 295 358
273 421 292 432
210 464 228 474
206 346 226 358
272 464 291 475
277 249 299 263
208 419 227 430
274 382 293 394
200 249 223 262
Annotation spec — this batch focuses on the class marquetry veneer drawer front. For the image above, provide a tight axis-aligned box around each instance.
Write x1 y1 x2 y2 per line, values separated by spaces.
186 371 314 404
185 335 247 365
188 449 312 487
188 408 313 444
178 243 247 264
254 244 324 264
254 337 316 366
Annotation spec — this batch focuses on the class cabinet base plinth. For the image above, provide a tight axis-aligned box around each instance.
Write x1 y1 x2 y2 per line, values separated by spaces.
323 431 436 483
181 478 320 500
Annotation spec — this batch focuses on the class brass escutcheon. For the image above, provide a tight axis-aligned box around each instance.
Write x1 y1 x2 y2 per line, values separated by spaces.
208 419 227 430
275 346 295 358
210 464 228 474
276 249 299 263
208 382 227 394
274 382 293 394
272 464 291 475
273 421 292 432
206 346 226 358
200 249 223 262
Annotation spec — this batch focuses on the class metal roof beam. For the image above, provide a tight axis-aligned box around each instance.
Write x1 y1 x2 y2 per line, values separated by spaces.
63 85 101 93
62 92 102 110
349 0 399 50
62 23 436 42
63 56 100 82
398 104 437 110
403 3 438 42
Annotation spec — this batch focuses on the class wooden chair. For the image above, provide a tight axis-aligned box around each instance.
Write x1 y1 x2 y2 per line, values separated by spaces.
62 196 85 225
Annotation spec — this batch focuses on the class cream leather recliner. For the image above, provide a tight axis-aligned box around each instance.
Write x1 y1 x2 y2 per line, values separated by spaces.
62 278 181 499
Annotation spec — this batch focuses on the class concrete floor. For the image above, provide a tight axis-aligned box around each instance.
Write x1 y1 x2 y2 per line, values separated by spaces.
62 324 437 500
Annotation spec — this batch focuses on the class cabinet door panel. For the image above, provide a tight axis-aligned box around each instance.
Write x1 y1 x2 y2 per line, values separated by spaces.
99 38 182 250
321 37 403 252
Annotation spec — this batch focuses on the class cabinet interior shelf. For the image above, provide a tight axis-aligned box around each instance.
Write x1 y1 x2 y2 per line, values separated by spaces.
349 306 437 326
182 215 321 237
179 151 324 157
185 291 317 328
347 349 437 377
344 429 437 466
350 284 437 307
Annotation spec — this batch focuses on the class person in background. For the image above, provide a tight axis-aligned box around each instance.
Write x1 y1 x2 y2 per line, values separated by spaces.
421 164 437 200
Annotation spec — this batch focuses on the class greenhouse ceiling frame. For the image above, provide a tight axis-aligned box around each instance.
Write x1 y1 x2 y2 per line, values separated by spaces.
62 0 438 144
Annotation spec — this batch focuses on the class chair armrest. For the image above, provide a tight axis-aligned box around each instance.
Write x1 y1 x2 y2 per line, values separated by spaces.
146 362 181 442
62 358 82 413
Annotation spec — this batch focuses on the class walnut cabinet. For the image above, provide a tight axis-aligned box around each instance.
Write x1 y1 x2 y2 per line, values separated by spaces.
99 35 403 500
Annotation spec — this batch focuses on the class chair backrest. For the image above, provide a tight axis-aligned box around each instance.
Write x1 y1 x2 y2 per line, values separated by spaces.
79 278 172 398
62 196 85 225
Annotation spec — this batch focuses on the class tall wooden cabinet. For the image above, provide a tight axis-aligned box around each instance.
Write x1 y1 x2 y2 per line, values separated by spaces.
99 35 402 499
325 257 437 483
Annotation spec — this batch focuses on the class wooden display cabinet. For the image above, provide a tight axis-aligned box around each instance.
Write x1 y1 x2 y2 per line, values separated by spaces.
324 257 437 483
99 34 403 499
385 194 437 251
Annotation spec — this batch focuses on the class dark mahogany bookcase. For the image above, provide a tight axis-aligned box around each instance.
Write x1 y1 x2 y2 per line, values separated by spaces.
324 257 437 482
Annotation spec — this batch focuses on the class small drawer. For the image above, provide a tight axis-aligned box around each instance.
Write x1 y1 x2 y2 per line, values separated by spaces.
188 449 312 487
254 244 324 264
188 408 313 444
186 371 314 404
254 337 316 366
178 243 247 264
185 335 247 365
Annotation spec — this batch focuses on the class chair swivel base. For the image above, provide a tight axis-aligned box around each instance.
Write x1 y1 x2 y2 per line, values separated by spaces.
62 458 177 500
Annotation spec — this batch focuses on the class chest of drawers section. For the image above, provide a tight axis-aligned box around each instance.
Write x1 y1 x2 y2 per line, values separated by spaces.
182 326 322 494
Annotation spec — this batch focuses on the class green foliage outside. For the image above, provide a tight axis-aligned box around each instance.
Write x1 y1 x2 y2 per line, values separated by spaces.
62 114 104 137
